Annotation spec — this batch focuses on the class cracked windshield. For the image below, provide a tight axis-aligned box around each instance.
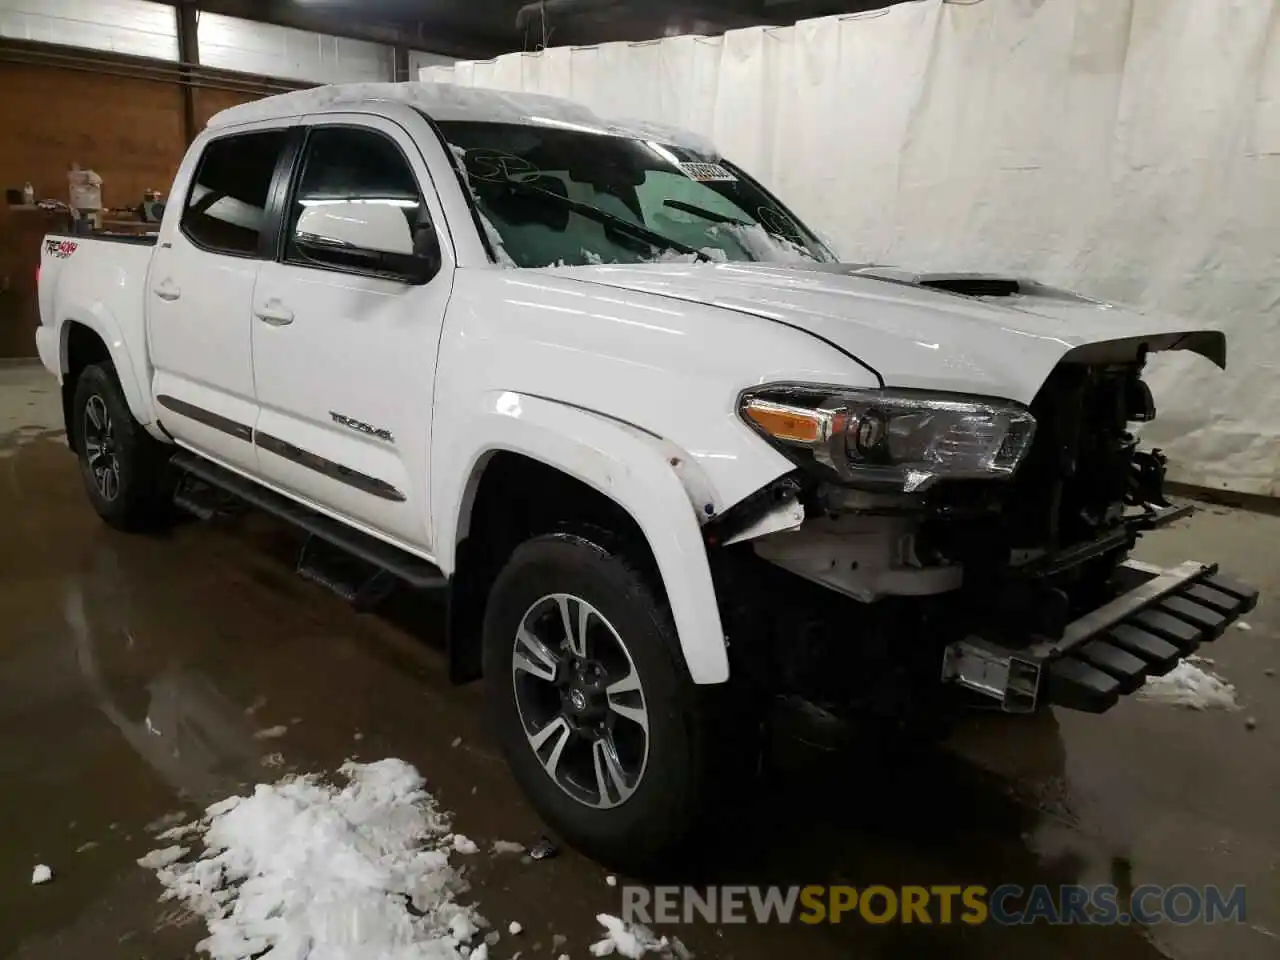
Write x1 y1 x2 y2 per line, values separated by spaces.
436 120 837 268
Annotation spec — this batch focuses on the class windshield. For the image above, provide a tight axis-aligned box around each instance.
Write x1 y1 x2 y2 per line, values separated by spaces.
434 120 837 268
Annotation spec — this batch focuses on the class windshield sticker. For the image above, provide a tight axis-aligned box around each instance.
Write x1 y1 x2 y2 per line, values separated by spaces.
462 149 542 184
678 162 738 183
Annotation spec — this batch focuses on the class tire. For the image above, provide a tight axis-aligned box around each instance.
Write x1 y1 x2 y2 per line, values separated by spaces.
71 363 174 532
482 531 724 873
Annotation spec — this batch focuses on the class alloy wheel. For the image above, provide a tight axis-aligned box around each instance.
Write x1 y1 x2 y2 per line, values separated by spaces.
511 593 650 809
83 395 121 502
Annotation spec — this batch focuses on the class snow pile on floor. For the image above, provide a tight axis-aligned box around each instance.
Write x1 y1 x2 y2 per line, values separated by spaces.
590 914 668 958
1138 658 1239 710
138 759 485 960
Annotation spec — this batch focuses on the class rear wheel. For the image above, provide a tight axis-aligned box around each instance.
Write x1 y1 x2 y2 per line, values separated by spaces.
482 531 724 872
72 363 173 531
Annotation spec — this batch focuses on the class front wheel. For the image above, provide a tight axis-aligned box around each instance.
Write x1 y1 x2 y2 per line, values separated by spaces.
482 532 722 872
72 363 173 531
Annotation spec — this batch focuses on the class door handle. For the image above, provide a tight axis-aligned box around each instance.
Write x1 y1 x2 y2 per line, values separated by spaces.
153 280 181 302
255 301 294 326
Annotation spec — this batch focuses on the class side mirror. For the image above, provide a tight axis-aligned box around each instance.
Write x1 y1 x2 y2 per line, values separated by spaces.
295 200 441 284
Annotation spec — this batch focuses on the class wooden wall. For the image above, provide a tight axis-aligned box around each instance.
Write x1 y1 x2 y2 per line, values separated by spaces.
0 62 186 211
0 61 263 357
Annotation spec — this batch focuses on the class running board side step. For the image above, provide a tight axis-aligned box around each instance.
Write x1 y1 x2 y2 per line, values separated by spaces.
170 451 448 595
942 559 1259 714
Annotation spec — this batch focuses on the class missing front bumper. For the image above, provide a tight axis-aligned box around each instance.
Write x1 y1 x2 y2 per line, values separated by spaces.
942 560 1259 713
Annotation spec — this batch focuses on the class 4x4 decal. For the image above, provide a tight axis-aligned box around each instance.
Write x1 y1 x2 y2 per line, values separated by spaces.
44 238 79 259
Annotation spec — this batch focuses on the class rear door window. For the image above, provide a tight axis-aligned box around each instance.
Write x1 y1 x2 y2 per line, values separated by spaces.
182 129 291 257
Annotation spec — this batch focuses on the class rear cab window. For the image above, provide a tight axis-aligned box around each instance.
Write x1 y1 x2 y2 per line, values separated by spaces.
182 129 292 257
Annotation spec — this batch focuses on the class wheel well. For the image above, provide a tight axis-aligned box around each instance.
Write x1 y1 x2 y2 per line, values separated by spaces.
61 322 110 452
448 451 662 684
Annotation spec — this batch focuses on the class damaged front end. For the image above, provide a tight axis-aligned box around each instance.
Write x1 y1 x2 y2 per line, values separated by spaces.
710 355 1258 723
943 561 1256 713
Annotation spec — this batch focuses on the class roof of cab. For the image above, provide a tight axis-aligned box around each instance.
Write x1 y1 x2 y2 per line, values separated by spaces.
207 81 718 155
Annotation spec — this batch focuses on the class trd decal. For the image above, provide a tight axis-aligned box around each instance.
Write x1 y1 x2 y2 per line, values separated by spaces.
44 238 79 259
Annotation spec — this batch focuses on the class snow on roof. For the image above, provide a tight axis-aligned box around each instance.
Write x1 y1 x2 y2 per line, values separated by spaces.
208 81 718 155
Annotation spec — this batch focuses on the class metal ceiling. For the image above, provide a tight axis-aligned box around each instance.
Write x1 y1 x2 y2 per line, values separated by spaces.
180 0 902 60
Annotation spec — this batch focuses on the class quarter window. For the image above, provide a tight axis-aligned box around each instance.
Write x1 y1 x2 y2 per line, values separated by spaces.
182 129 290 257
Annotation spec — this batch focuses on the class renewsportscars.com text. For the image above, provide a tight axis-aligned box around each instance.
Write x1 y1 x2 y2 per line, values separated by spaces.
621 884 1247 926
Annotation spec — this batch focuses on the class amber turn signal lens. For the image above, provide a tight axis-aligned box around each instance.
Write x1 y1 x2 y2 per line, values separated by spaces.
742 400 825 445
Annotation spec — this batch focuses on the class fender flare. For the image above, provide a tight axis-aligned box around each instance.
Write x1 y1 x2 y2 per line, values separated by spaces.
59 305 154 425
438 392 730 685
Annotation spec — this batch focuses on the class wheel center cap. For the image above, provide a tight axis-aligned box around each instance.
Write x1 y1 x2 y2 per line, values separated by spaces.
568 688 588 712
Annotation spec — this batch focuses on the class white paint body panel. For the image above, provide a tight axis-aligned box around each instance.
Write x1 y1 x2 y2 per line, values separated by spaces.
250 110 457 550
34 84 1232 685
143 119 295 475
554 263 1226 405
436 391 733 683
37 239 156 429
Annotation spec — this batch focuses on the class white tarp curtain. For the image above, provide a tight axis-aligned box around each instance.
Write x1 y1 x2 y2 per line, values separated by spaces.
425 0 1280 496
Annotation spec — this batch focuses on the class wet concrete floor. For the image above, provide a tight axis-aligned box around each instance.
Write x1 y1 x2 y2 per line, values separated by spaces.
1 363 1277 959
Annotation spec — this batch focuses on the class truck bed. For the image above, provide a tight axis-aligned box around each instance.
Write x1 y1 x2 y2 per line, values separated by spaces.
37 232 155 390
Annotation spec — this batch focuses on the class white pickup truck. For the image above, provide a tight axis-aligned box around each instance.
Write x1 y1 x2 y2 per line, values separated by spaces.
36 81 1257 870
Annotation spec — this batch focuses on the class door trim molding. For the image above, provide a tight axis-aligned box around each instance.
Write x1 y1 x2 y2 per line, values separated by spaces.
156 394 253 442
256 431 407 503
155 395 406 503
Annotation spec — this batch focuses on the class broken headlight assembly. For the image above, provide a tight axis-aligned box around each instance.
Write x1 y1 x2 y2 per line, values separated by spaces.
739 385 1036 493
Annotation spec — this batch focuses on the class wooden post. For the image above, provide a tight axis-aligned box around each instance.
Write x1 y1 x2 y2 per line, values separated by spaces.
176 2 200 144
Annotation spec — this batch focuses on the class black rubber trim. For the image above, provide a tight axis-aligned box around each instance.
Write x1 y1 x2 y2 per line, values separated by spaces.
157 396 403 503
1075 640 1148 693
261 125 307 262
1202 573 1259 613
1157 596 1229 640
50 232 158 247
1047 658 1121 713
1106 625 1179 675
256 431 407 503
1131 609 1201 652
156 394 253 442
1183 584 1244 615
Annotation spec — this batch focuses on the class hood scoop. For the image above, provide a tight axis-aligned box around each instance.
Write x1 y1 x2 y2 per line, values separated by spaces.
918 276 1020 298
848 267 1027 299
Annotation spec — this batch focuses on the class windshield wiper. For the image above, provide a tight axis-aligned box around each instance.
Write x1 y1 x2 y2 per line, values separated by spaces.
662 198 750 227
500 180 713 263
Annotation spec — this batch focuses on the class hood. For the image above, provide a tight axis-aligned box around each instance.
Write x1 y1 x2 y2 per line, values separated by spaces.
534 262 1225 404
